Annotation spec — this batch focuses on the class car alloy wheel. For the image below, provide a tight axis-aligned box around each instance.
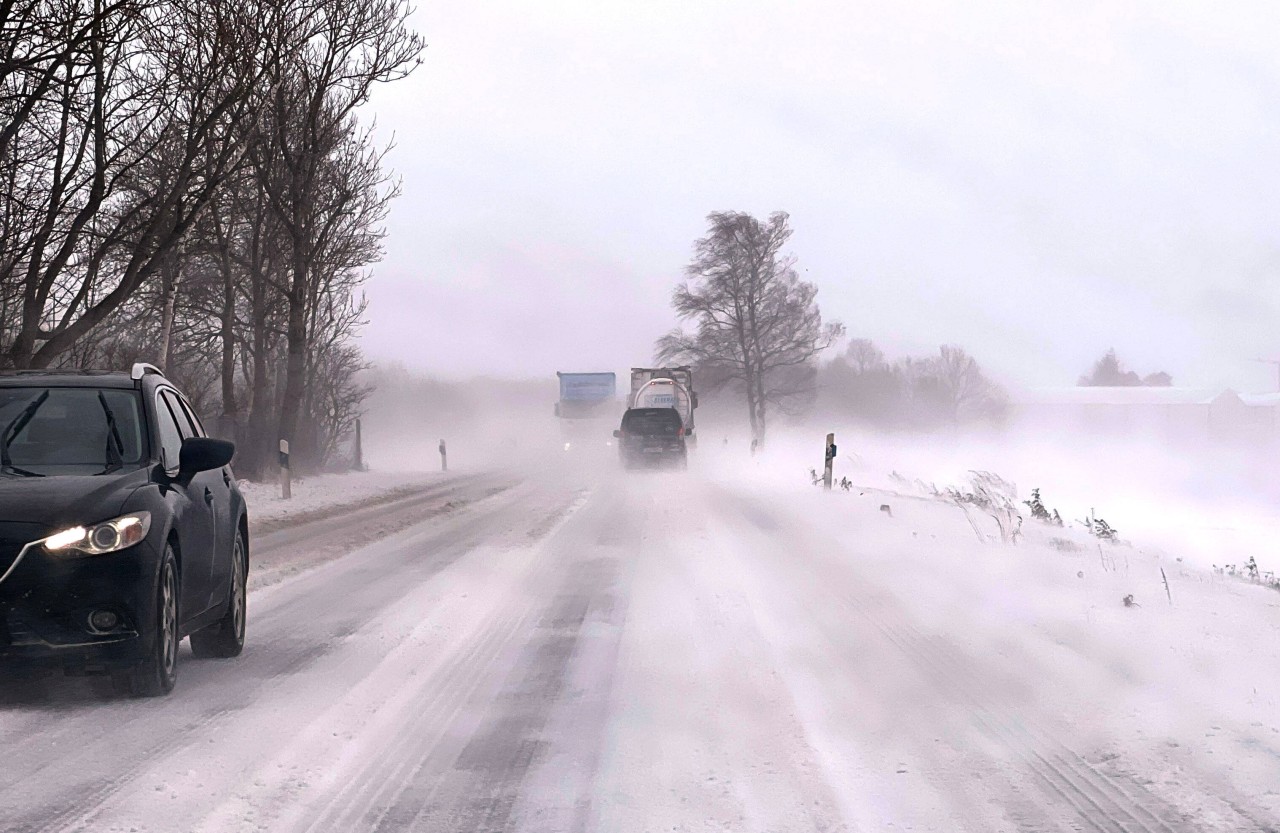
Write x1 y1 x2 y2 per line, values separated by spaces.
230 535 245 642
159 557 178 679
190 531 247 659
115 546 179 697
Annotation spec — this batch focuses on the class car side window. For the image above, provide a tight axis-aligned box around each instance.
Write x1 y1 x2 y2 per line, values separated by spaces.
175 396 207 438
154 392 184 471
162 390 198 440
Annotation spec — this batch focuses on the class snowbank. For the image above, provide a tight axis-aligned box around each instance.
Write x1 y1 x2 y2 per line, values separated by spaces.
238 469 449 528
706 473 1280 825
698 426 1280 575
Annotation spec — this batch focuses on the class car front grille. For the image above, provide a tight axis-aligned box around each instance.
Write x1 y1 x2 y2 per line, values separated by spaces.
0 522 47 581
2 611 39 645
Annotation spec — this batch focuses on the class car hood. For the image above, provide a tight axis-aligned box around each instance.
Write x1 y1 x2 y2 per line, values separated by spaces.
0 468 151 530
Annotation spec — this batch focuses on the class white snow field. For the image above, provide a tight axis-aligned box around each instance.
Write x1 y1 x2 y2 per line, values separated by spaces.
1 459 1277 832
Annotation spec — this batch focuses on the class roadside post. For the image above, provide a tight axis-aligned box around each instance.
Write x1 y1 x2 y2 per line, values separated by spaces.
823 432 836 491
279 439 291 499
353 418 364 472
439 439 447 472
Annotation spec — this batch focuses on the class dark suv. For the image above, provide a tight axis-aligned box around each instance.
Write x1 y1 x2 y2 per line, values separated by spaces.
614 407 688 469
0 364 247 696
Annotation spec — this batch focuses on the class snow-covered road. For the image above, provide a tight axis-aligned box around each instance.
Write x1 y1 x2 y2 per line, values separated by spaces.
1 466 1277 832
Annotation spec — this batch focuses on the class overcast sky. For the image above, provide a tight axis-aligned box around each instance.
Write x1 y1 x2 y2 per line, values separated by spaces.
360 0 1280 391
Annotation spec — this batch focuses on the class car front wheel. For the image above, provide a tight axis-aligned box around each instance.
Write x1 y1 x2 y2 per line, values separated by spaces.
115 546 179 697
191 531 246 659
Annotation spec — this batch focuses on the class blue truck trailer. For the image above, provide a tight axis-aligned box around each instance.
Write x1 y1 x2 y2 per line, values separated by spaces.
555 372 617 418
555 372 619 451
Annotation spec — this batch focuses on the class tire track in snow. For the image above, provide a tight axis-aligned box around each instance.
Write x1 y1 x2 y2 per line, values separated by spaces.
587 481 855 833
247 473 509 590
299 488 617 833
237 486 598 833
0 476 579 833
395 554 625 833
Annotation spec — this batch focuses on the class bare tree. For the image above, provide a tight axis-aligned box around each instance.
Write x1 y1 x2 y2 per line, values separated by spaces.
0 0 135 160
1 0 274 368
250 0 422 469
843 337 886 375
1078 348 1171 387
930 345 1008 424
658 211 843 443
2 0 411 477
819 337 903 426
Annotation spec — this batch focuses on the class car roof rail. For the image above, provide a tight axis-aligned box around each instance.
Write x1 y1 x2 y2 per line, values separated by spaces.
130 362 165 382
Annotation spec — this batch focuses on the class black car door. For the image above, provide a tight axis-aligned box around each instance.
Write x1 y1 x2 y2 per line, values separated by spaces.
155 389 217 620
172 394 234 606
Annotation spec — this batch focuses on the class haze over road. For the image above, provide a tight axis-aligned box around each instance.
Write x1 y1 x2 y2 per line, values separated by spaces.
1 465 1276 832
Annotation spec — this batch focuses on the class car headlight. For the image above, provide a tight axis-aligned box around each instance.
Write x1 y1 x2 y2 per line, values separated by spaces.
43 511 152 555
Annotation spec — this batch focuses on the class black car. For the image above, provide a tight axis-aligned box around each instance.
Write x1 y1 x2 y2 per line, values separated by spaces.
614 407 688 469
0 364 247 696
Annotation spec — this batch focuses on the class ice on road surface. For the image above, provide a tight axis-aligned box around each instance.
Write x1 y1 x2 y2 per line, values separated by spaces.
1 465 1277 832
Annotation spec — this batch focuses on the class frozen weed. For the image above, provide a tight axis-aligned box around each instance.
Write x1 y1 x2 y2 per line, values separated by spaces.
944 471 1022 545
1214 558 1280 592
1024 488 1065 526
1079 509 1123 543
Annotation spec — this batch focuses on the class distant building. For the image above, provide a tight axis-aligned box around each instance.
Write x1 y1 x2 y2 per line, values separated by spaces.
1013 387 1278 443
1240 392 1280 437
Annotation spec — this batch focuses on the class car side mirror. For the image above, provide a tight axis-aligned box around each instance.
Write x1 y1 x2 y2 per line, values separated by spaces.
179 437 235 475
613 430 622 438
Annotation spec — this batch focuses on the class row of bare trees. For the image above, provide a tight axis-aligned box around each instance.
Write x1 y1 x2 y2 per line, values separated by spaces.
1 0 423 476
820 339 1008 429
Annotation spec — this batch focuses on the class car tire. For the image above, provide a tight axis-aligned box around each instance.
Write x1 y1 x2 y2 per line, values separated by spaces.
191 531 246 660
115 546 179 697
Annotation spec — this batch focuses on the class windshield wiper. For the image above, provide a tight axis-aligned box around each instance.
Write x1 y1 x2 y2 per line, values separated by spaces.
0 390 49 477
0 463 44 478
97 391 126 475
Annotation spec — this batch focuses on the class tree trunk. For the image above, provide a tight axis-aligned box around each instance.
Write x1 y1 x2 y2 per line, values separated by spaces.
743 369 760 443
216 230 239 441
8 289 42 368
157 253 180 370
755 380 769 444
242 267 272 479
276 239 310 472
751 366 768 447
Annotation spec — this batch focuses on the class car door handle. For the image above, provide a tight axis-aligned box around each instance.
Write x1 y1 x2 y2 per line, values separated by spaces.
203 488 214 506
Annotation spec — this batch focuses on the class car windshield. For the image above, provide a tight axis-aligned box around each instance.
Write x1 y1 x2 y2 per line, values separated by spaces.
0 387 146 476
622 409 682 436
